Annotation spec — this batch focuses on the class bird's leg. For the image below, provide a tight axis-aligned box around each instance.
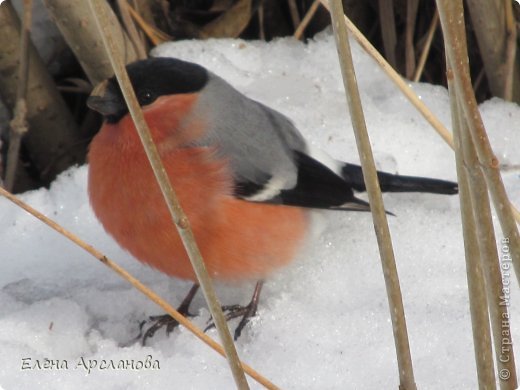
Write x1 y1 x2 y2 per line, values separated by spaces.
205 280 264 340
139 283 199 346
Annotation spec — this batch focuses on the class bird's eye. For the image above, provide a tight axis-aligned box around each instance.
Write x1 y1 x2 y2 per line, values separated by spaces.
138 89 155 106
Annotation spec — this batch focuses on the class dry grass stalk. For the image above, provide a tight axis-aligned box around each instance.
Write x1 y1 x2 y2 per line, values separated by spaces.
258 3 265 40
503 0 517 101
318 0 454 149
5 0 32 192
126 2 172 45
0 2 82 191
293 0 321 40
0 187 279 390
88 0 250 388
413 10 438 82
405 0 419 79
377 0 397 69
447 66 495 387
287 0 301 30
465 0 520 101
328 1 416 389
436 0 520 286
318 0 520 226
116 0 147 60
458 105 517 389
438 0 518 387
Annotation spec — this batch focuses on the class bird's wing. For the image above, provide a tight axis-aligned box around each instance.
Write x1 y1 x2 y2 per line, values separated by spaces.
189 74 370 211
235 150 371 211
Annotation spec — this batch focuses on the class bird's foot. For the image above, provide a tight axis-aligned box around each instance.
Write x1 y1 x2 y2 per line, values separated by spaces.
138 313 186 346
204 300 259 341
133 284 199 346
204 280 264 340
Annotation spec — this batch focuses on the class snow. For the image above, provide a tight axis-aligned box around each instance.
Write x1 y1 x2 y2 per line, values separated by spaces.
1 31 520 389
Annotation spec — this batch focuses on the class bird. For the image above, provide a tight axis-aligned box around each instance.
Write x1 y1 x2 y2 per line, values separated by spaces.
86 57 458 343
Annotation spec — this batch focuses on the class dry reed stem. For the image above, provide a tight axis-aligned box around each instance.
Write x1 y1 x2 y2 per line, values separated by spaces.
258 3 265 40
0 187 279 390
447 66 495 387
405 0 419 79
126 2 172 45
438 0 518 386
293 0 321 40
5 0 32 191
328 1 416 389
116 0 147 59
287 0 301 30
377 0 397 69
458 101 517 389
437 0 520 286
513 206 520 223
89 1 250 388
472 67 486 93
318 0 520 226
413 10 438 82
503 0 517 101
42 0 138 85
318 0 454 149
466 0 520 101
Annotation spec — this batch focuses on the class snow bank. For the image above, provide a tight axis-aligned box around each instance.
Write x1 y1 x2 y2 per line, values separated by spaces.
1 32 519 389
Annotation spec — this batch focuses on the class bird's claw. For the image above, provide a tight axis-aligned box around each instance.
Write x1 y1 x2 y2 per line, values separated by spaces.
138 306 196 346
204 301 259 340
132 284 200 346
138 314 180 346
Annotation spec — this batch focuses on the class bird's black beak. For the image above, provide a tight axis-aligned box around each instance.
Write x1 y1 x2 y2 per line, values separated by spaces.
87 80 126 117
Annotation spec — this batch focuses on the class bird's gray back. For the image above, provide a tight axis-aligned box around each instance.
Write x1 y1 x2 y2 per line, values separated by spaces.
189 73 307 189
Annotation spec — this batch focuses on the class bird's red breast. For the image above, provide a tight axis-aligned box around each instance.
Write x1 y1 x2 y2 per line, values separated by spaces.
88 93 308 281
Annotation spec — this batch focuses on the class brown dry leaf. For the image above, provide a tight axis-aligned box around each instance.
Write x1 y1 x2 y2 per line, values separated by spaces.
126 2 172 45
200 0 252 38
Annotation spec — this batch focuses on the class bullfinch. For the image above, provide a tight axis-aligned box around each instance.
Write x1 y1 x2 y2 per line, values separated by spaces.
87 57 458 342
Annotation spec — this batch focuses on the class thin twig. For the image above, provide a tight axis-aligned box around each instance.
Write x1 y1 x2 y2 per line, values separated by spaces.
294 0 321 40
88 1 250 388
437 0 520 287
116 0 147 60
0 186 279 390
4 0 32 192
328 1 416 389
447 65 495 388
413 10 438 82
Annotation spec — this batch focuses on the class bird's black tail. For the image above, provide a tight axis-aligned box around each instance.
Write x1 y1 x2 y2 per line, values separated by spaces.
342 164 458 195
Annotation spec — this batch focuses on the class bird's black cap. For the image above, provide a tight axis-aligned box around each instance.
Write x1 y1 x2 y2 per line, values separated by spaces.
87 57 209 123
